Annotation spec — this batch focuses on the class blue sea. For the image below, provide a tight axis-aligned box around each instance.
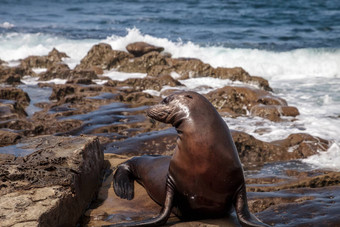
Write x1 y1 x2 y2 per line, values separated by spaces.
1 0 340 169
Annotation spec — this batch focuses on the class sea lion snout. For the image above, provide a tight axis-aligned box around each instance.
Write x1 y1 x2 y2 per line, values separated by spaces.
146 103 171 123
146 91 193 124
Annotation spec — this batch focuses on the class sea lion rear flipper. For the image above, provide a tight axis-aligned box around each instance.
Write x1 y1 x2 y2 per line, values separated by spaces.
234 185 269 227
113 163 135 200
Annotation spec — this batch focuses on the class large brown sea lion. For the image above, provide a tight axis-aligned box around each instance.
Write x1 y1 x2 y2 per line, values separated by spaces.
111 91 268 226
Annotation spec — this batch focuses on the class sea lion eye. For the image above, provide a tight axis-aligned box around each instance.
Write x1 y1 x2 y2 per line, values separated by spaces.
185 95 193 99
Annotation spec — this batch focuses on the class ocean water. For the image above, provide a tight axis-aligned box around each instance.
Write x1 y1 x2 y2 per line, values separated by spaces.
1 0 340 170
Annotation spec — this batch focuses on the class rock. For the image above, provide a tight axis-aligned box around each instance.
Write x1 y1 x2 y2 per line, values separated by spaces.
205 86 298 121
280 106 300 117
71 69 98 80
38 62 99 82
0 64 34 83
213 67 272 91
47 48 69 63
253 186 340 226
2 74 22 85
106 75 183 91
120 91 161 106
165 57 214 79
0 101 27 121
49 84 77 101
20 48 69 70
0 135 103 227
75 43 132 71
231 130 284 164
0 87 30 107
117 51 167 73
78 43 272 91
0 129 21 146
250 105 300 122
0 119 34 134
65 70 99 84
66 78 95 85
272 133 329 158
232 131 329 164
39 63 71 80
105 128 176 156
126 42 164 57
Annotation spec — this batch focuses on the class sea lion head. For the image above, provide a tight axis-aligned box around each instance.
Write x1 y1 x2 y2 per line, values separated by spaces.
147 91 213 128
146 91 197 126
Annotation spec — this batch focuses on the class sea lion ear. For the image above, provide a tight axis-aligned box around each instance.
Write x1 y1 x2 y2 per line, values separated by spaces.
185 94 193 99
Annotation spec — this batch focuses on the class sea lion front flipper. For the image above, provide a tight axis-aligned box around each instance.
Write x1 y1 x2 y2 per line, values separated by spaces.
234 185 269 227
113 163 135 200
108 176 175 227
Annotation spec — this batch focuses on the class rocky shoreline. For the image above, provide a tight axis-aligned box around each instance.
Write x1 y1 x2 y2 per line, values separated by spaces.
1 42 339 226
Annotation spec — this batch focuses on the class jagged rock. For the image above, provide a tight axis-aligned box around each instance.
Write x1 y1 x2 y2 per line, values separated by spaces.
0 64 34 82
0 135 103 227
77 43 272 91
272 133 329 158
105 75 183 91
0 129 21 146
66 78 95 85
213 67 272 91
206 86 285 114
0 119 34 133
50 84 77 101
0 101 27 121
20 48 69 70
75 43 132 71
65 69 99 84
71 69 98 80
0 87 30 106
117 51 167 73
205 86 298 121
250 105 300 122
38 61 99 82
39 63 71 80
126 42 164 57
47 48 69 63
231 131 329 164
120 91 161 106
165 57 214 79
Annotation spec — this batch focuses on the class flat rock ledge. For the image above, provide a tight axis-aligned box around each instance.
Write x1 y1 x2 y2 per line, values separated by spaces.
0 135 103 227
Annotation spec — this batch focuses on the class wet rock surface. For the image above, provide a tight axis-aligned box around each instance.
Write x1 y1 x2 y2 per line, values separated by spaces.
0 42 338 226
205 86 299 121
0 135 103 227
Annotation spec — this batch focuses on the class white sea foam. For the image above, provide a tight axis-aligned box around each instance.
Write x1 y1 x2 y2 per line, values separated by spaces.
0 33 96 66
179 77 244 94
1 29 339 81
0 22 14 29
303 143 340 171
22 76 67 85
32 68 47 74
103 70 147 81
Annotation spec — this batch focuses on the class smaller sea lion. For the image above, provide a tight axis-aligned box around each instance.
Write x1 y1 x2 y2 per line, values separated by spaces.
126 42 164 57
